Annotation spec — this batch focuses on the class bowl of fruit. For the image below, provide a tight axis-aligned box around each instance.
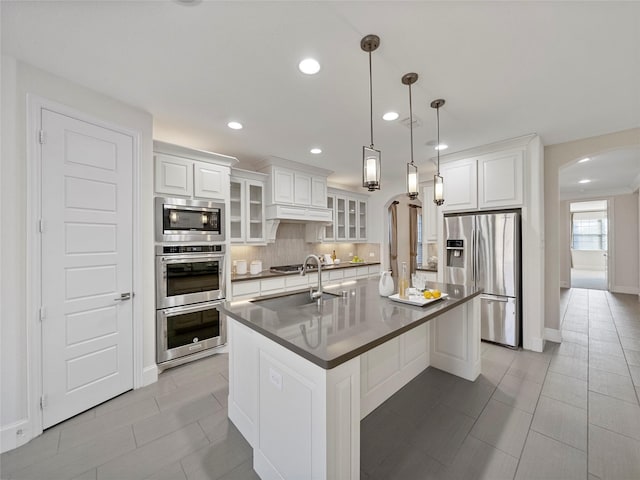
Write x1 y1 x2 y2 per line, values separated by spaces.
350 255 365 264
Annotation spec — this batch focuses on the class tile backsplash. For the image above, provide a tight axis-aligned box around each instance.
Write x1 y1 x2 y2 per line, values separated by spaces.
230 223 380 269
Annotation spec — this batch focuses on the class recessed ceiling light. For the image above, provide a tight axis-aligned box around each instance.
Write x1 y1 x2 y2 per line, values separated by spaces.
227 121 243 130
435 144 448 151
578 179 591 184
578 157 590 163
298 58 320 75
383 112 399 121
310 148 322 154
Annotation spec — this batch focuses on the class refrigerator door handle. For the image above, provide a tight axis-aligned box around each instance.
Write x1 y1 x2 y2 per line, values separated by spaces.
480 294 509 303
471 227 477 287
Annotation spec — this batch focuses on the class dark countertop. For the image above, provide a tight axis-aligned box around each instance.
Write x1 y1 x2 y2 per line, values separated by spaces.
219 277 482 369
416 266 438 272
231 261 381 282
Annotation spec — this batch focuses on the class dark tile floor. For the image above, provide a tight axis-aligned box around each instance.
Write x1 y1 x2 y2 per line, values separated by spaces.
2 288 639 479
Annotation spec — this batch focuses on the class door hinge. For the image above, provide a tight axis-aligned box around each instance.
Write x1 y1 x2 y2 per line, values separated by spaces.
38 130 46 144
39 306 46 322
40 395 47 409
38 218 45 233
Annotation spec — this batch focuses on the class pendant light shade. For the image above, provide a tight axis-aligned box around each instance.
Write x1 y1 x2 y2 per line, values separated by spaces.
361 34 381 192
431 99 446 206
402 72 419 200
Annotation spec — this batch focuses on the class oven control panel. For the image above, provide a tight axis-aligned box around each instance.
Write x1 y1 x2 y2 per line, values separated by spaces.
159 244 224 255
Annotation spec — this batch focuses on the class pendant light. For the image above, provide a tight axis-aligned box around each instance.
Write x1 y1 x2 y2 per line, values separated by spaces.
361 34 381 192
402 72 419 200
431 99 446 206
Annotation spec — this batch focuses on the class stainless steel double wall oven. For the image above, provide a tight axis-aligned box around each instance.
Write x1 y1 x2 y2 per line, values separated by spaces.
155 197 227 367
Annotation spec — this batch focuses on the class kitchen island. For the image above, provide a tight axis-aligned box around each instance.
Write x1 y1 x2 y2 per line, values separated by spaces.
219 277 482 480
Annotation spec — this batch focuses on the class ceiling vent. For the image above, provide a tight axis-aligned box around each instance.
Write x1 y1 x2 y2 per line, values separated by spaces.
399 115 422 129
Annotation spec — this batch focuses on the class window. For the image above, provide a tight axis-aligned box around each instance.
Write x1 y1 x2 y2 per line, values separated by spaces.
571 212 607 251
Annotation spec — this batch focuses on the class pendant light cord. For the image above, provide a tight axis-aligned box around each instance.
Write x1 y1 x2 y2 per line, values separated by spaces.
368 51 374 147
436 105 440 174
409 83 414 165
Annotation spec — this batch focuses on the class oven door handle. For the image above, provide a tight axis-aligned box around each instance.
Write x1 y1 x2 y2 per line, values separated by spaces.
160 254 225 263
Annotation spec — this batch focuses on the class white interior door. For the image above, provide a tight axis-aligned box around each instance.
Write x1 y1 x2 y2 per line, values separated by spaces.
41 108 134 428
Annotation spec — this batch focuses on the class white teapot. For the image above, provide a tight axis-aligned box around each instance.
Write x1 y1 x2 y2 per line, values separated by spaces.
378 270 394 297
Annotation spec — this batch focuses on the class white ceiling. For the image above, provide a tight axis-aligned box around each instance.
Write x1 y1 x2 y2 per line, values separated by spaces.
3 1 640 190
559 146 640 200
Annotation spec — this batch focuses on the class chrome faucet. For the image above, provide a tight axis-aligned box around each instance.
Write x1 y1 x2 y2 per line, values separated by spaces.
301 254 323 300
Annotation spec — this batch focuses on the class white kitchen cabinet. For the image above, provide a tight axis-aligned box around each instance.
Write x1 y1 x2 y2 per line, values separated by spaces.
327 188 368 243
232 280 261 300
194 161 229 200
230 169 267 244
153 141 237 199
478 150 524 209
154 154 193 197
311 176 327 208
324 195 335 240
423 185 438 241
440 158 478 212
273 168 295 204
294 172 312 205
358 200 367 241
335 196 347 241
440 150 524 213
348 198 357 240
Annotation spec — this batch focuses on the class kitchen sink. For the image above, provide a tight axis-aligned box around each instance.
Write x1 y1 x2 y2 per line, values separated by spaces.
251 291 339 311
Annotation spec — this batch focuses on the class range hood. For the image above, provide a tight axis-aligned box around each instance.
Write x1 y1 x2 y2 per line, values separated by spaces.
265 204 333 243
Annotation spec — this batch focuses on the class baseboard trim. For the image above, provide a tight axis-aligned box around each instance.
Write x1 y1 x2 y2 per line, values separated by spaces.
142 364 158 387
611 285 640 295
544 328 562 343
0 419 32 454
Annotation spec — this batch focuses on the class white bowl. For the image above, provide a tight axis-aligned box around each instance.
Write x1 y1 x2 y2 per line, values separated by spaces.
333 259 341 265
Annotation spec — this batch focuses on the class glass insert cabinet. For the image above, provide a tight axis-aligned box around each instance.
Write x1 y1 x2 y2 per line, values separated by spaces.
229 169 267 244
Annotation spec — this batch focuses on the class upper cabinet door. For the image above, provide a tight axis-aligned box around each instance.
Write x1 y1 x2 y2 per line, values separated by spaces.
273 168 295 204
440 158 478 212
194 161 229 200
154 154 193 197
246 180 265 243
311 176 327 208
293 172 312 205
229 178 245 242
357 199 367 241
478 150 524 209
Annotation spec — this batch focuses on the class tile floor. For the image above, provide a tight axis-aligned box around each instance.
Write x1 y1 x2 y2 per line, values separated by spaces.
2 288 639 480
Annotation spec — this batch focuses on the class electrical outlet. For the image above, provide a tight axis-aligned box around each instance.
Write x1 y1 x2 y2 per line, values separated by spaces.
369 252 375 257
349 252 353 257
269 367 283 391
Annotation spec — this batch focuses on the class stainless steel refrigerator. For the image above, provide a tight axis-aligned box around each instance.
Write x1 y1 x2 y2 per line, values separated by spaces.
444 211 521 347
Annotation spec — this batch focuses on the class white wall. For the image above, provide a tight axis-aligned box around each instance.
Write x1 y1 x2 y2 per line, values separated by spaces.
1 56 155 451
544 128 640 330
612 193 640 293
559 200 571 287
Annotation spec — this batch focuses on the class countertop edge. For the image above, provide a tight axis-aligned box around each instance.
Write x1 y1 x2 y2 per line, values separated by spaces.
219 287 482 370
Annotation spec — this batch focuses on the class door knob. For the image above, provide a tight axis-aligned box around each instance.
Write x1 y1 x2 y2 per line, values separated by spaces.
114 292 132 301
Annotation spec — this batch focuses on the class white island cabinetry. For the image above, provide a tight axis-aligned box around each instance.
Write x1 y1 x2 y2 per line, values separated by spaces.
223 278 481 480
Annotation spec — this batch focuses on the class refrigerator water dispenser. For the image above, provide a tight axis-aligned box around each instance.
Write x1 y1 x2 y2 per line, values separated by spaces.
446 239 465 268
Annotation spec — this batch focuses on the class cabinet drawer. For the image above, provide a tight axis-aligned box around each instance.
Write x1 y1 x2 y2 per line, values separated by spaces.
261 277 286 293
328 270 344 281
232 280 260 299
285 275 309 290
343 268 357 279
355 266 370 278
368 265 381 276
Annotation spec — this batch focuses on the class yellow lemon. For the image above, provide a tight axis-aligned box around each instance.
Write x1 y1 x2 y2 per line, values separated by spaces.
423 290 433 299
431 290 441 298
